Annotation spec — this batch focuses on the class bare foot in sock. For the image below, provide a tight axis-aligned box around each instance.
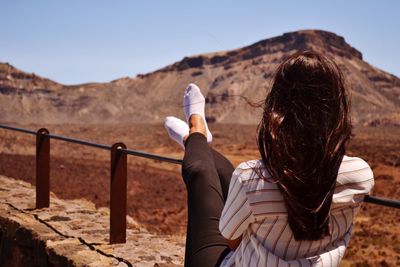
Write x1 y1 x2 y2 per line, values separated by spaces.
183 83 212 143
164 116 189 149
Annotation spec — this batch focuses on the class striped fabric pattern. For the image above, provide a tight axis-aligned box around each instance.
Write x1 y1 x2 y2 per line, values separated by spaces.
219 155 374 267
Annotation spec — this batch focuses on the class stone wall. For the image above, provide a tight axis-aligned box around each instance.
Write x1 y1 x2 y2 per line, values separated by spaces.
0 175 185 267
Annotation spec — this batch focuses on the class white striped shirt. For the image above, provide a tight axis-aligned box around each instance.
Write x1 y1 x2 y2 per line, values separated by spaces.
219 155 374 267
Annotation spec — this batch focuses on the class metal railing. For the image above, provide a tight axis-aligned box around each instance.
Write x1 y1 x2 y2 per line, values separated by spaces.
0 124 399 245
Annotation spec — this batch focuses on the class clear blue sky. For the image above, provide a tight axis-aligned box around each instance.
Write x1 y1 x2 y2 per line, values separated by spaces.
1 1 399 85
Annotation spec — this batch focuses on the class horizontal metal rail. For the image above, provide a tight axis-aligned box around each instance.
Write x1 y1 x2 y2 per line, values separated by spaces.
1 123 398 209
47 133 112 150
121 148 183 165
1 123 399 209
364 195 400 209
0 123 399 245
0 124 37 135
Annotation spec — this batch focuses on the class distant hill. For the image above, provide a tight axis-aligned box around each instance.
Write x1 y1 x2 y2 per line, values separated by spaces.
1 30 399 125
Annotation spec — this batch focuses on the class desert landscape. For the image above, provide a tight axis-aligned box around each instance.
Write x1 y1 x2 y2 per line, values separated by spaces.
0 123 399 266
1 30 399 266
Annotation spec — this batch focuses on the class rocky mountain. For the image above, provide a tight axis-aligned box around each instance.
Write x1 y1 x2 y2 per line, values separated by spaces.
1 30 399 125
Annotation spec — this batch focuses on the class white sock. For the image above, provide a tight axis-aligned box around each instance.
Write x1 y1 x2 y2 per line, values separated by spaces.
183 83 212 143
164 116 189 149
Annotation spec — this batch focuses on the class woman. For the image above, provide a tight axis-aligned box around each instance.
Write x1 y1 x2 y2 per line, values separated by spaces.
164 51 374 267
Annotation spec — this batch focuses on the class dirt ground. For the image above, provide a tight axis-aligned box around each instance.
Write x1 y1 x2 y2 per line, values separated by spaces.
0 123 399 266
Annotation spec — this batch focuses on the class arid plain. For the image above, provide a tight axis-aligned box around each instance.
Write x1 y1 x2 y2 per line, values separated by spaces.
0 123 398 266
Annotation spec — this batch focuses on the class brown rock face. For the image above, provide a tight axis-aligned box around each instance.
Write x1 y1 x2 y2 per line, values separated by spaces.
1 30 399 125
0 63 63 92
161 30 363 73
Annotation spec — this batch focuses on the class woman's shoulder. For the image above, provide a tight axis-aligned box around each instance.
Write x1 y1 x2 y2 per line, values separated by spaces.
236 159 264 170
339 155 373 173
233 159 273 184
338 156 373 182
334 155 374 201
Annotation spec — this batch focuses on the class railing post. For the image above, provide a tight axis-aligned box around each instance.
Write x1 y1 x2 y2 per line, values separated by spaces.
110 142 127 244
36 128 50 209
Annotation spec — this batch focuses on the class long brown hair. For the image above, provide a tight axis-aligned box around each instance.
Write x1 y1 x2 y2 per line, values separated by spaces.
257 50 352 240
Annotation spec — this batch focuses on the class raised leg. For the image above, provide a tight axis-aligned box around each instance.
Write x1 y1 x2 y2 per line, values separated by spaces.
182 133 231 267
210 148 234 202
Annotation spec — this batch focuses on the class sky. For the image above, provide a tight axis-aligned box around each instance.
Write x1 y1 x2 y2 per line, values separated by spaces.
0 1 399 85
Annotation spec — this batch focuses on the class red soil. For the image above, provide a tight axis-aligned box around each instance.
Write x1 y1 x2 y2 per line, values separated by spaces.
0 124 398 266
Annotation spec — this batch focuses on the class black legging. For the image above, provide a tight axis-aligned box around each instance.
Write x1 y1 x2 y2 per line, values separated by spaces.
182 132 235 267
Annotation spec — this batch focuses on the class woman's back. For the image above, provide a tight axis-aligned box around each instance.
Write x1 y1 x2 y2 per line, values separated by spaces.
219 155 374 266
